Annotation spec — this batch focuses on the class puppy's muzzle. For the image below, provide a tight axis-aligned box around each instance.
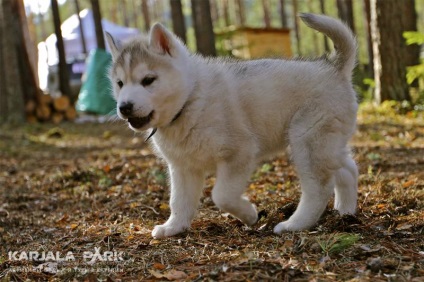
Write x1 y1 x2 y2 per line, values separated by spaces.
119 102 154 129
119 102 134 118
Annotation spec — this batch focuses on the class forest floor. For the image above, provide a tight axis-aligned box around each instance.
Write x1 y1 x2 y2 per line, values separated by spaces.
0 103 423 281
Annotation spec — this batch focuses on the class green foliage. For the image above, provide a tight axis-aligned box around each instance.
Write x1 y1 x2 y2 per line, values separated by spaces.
404 31 424 86
403 31 424 45
317 233 360 255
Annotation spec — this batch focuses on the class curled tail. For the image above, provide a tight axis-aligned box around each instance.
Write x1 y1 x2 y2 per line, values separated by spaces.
299 13 357 79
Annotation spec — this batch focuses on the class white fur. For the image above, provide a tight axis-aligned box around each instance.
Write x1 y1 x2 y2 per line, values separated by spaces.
105 14 359 238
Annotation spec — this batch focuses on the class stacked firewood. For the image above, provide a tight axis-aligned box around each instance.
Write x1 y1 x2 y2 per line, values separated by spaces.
26 91 77 124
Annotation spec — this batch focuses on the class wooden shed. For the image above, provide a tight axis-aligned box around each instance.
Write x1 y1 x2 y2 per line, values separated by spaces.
216 27 292 59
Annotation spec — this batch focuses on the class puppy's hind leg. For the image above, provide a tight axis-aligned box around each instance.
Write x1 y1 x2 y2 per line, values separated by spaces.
274 127 341 234
334 152 358 215
212 157 258 226
152 166 204 238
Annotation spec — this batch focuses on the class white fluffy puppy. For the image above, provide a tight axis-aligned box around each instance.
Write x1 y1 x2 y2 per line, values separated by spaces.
106 13 358 238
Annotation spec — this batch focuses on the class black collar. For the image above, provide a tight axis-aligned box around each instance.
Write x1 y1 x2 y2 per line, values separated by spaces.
145 106 185 142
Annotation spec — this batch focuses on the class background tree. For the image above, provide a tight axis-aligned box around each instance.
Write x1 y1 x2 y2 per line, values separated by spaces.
191 0 216 56
141 0 151 32
0 0 38 122
279 0 287 28
370 0 412 103
170 0 186 43
337 0 355 34
51 0 71 96
363 0 374 77
90 0 105 50
262 0 271 28
235 0 246 26
73 0 87 55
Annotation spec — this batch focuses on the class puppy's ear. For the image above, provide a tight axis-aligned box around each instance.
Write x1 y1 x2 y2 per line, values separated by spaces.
105 32 120 60
149 23 176 56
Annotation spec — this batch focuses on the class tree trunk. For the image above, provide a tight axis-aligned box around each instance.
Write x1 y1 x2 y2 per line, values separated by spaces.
319 0 329 52
222 0 230 27
279 0 287 28
170 0 186 43
363 0 374 77
371 0 410 103
90 0 105 50
0 0 38 122
121 0 129 27
293 0 301 55
132 0 139 28
0 0 6 121
337 0 355 34
141 0 151 31
262 0 271 28
51 0 72 96
191 0 216 56
74 0 87 55
235 0 245 26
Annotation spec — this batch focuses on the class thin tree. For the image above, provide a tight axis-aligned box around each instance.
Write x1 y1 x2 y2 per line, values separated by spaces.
292 0 301 55
191 0 216 56
121 0 129 27
170 0 186 43
141 0 151 31
262 0 271 28
235 0 245 26
279 0 288 28
132 0 139 28
363 0 374 77
90 0 105 50
319 0 329 52
73 0 87 55
337 0 355 34
370 0 411 103
222 0 230 27
51 0 72 96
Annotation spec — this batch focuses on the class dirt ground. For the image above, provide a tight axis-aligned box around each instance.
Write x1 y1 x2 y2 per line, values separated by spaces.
0 104 423 281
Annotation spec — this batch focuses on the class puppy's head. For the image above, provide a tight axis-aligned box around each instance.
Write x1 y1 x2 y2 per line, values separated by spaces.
106 24 191 132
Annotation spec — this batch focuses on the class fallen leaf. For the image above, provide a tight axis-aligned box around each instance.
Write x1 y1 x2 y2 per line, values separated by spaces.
164 269 187 280
160 203 169 210
103 164 111 173
153 263 166 270
402 180 415 188
149 269 164 278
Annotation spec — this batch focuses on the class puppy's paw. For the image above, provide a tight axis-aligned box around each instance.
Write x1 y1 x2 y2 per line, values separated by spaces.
273 221 305 234
151 223 187 238
243 204 259 226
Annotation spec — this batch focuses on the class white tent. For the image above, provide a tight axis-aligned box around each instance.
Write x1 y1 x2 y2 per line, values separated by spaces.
44 9 139 65
39 9 139 90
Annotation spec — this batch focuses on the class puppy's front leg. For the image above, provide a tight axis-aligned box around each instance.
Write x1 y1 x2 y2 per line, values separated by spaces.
212 159 258 226
152 166 204 238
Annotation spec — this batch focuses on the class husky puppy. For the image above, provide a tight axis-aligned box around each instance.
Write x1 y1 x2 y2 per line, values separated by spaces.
105 13 358 238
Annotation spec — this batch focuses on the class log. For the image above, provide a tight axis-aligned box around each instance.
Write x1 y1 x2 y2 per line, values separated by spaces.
38 93 52 105
25 100 36 113
64 107 77 121
53 96 70 112
35 104 51 121
26 114 37 123
52 112 64 124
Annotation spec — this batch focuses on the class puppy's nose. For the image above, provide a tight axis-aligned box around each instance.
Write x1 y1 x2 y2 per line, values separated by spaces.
119 102 133 117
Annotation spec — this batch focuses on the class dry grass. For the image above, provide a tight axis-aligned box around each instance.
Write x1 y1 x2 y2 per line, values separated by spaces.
0 105 423 281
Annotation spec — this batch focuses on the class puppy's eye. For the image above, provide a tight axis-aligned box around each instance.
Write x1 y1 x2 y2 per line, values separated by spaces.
117 80 123 88
141 76 156 87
